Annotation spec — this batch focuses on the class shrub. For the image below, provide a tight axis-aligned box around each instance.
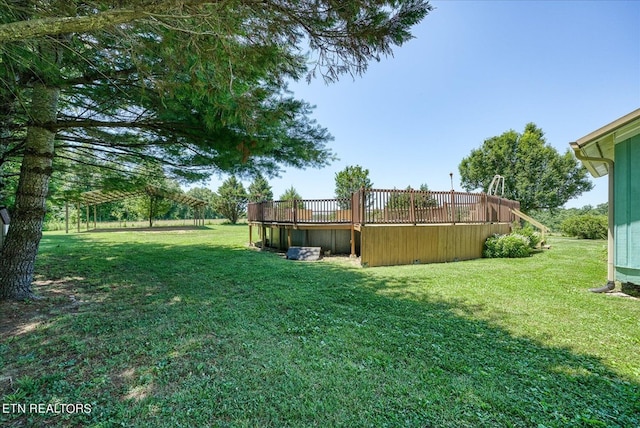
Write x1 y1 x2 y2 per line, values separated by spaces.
483 233 531 258
512 224 542 248
483 234 501 258
560 214 607 239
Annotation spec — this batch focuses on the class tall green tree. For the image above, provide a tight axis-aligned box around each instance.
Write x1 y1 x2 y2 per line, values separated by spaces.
279 186 304 209
0 1 431 300
458 123 593 212
334 165 373 208
213 176 247 224
248 174 273 203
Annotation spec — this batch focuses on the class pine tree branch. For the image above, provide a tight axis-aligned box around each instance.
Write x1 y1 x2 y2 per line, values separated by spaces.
0 1 223 44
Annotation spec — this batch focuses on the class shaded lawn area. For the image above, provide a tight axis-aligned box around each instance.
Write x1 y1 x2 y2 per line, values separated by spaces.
1 226 639 427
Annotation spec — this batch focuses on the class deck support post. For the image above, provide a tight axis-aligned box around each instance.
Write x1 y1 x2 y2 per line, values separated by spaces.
350 224 355 257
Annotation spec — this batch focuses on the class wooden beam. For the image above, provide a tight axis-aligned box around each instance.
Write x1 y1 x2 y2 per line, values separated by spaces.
350 224 355 257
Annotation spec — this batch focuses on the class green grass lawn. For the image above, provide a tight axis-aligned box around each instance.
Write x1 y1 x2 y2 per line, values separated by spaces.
1 226 639 427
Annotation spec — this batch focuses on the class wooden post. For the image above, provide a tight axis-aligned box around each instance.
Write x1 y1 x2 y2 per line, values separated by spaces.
86 205 89 230
409 190 416 224
350 224 355 257
483 193 488 223
76 203 80 232
249 224 253 246
293 199 298 227
65 201 69 234
93 205 97 229
450 190 456 224
358 188 365 225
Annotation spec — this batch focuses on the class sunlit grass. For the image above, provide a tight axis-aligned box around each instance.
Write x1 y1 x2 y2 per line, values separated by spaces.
1 226 638 427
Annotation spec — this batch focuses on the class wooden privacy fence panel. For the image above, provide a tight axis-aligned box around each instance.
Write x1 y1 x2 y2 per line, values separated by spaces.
360 223 512 267
247 190 519 226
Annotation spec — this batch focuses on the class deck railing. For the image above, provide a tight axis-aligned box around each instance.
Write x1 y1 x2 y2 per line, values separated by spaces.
248 198 352 224
248 189 520 226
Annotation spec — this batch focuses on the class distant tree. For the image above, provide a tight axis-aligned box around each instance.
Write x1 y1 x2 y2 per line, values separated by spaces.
127 165 180 226
387 184 437 210
248 174 274 203
592 203 609 216
414 183 438 208
458 123 593 212
213 177 247 224
529 203 608 232
387 186 413 210
279 186 304 209
334 165 373 208
186 188 219 219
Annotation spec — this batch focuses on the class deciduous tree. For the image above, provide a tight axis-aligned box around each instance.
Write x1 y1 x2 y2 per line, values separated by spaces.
458 123 593 212
334 165 373 208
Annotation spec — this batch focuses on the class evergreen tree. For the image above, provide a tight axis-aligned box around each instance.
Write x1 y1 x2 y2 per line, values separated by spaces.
248 174 273 203
279 186 304 209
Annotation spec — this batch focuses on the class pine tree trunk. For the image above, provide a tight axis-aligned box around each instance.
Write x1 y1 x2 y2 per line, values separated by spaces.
0 83 59 300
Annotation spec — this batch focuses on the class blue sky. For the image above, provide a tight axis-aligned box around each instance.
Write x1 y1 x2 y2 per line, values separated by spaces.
205 0 640 209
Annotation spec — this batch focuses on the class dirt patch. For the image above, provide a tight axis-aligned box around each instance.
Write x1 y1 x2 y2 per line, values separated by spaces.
87 225 207 233
0 279 85 339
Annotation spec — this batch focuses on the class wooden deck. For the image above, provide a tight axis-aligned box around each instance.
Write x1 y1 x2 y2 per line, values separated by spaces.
248 189 520 267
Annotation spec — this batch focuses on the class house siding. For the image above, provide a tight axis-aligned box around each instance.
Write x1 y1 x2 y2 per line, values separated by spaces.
614 134 640 284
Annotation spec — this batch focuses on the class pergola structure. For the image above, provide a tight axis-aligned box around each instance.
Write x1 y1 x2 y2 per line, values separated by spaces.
65 185 208 232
